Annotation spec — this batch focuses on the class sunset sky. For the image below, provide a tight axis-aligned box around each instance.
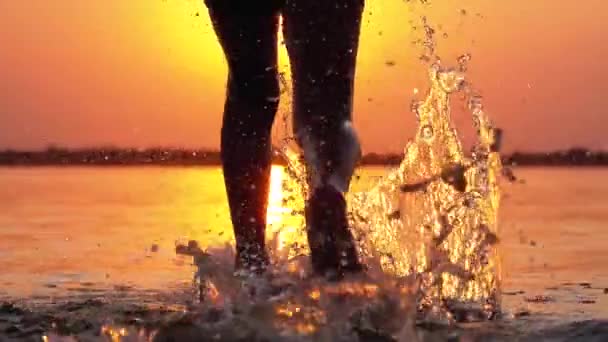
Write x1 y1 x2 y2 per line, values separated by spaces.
1 0 606 153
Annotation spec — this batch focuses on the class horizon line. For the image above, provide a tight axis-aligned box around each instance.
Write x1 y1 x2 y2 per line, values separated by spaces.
0 145 606 155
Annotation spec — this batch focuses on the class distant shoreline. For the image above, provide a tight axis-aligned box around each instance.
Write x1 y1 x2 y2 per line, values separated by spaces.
1 147 608 167
1 163 608 168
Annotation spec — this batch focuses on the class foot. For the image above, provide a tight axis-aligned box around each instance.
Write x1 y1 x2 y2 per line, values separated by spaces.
305 185 363 279
234 244 269 276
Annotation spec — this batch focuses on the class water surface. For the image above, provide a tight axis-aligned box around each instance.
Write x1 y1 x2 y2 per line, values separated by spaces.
1 166 607 337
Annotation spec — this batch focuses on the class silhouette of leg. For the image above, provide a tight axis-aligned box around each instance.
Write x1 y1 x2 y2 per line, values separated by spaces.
283 0 364 191
283 0 365 277
206 5 281 272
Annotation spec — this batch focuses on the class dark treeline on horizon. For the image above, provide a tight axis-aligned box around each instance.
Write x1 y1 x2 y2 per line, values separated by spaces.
0 146 607 167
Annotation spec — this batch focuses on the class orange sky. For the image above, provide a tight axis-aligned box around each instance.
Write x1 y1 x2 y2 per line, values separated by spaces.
0 0 606 153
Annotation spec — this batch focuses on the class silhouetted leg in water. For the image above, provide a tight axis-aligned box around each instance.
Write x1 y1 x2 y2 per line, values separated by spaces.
283 0 365 278
206 3 281 273
205 0 365 278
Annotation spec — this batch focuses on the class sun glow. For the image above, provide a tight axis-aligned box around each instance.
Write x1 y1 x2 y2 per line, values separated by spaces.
266 164 308 255
267 166 289 229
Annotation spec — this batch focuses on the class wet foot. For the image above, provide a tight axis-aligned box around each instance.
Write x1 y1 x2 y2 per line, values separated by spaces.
234 245 269 276
305 184 363 280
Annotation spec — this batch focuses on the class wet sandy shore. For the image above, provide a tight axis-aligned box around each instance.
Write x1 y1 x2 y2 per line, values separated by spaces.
2 288 608 342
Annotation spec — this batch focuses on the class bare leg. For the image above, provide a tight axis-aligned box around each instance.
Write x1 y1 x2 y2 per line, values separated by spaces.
206 5 281 272
283 0 365 276
283 0 364 191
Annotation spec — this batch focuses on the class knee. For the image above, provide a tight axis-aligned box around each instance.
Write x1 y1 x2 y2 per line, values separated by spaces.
222 67 280 150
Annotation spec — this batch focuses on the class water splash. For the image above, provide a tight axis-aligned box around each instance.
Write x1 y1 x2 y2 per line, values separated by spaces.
263 18 504 322
348 59 503 321
37 17 508 342
171 17 506 339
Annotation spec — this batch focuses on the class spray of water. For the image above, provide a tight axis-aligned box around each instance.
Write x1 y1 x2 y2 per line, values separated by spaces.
263 16 504 321
159 16 507 341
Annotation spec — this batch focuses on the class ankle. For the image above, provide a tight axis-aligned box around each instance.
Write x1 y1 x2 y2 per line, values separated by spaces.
235 243 269 273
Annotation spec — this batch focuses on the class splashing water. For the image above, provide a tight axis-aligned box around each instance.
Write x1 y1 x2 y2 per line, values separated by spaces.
265 17 503 320
348 61 503 321
266 61 503 320
172 17 506 339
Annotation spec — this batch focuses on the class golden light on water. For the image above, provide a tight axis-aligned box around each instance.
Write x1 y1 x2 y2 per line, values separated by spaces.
308 289 321 301
274 302 325 335
264 57 503 319
101 325 129 342
266 166 287 228
264 161 309 259
266 165 303 253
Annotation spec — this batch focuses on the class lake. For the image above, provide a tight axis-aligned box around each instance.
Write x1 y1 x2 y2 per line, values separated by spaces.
0 166 607 340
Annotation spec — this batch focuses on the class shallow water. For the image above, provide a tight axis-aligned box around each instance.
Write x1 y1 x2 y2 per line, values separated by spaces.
0 166 607 340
